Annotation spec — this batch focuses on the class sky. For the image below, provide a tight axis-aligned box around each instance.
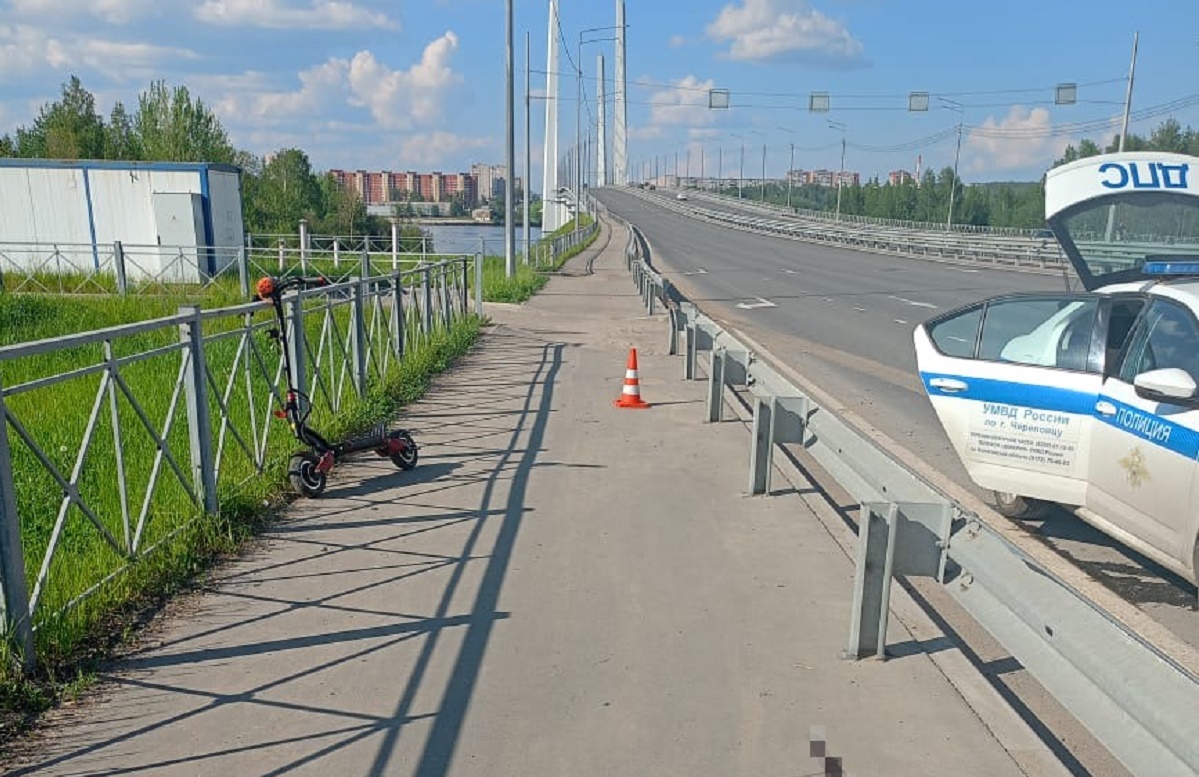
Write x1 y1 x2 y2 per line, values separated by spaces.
1 0 1197 190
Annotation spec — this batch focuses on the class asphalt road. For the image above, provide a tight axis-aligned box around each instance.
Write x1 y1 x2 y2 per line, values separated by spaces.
597 186 1199 648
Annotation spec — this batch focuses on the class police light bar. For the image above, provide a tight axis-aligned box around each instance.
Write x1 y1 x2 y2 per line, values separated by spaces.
1142 260 1199 276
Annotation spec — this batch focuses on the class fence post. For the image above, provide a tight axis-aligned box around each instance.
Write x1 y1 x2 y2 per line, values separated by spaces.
475 253 484 315
333 241 341 268
238 247 250 298
113 241 128 296
441 269 452 329
179 306 218 515
360 247 370 280
285 291 308 398
0 371 35 674
422 267 433 335
299 219 309 273
349 276 367 397
277 240 285 272
390 218 399 271
391 271 405 360
460 259 469 318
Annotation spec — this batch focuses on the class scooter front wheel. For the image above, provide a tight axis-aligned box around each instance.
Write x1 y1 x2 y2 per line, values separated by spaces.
289 452 327 497
389 430 418 470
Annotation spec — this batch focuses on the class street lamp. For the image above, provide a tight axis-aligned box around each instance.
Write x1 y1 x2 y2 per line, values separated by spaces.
939 98 964 231
828 120 846 220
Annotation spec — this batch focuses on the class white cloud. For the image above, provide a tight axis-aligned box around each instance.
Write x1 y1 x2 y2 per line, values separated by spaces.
648 75 719 128
7 0 159 24
706 0 864 66
0 24 195 82
669 35 688 47
195 0 398 30
966 105 1071 174
397 132 491 168
346 32 462 128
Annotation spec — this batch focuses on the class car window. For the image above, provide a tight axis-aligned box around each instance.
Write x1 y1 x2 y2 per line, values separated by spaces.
1117 300 1199 384
928 304 983 358
928 297 1100 371
1104 297 1146 371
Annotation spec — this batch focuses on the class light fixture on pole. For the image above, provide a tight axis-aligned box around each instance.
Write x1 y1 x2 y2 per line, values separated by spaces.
827 120 846 220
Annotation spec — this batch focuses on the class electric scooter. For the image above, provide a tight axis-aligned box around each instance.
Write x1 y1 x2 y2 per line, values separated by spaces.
255 275 418 498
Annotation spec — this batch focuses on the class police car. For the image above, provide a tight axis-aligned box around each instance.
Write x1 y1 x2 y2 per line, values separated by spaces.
915 152 1199 584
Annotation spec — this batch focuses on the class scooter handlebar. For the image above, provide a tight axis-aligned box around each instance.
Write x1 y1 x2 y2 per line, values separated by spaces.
254 275 329 301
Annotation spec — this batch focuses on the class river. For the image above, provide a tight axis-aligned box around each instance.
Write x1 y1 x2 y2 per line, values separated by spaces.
422 224 543 256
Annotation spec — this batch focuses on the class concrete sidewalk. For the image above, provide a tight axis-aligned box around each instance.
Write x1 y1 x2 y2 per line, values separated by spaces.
8 219 1051 776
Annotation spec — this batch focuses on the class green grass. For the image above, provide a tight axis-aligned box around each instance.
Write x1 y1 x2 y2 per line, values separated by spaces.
474 216 600 304
0 285 481 737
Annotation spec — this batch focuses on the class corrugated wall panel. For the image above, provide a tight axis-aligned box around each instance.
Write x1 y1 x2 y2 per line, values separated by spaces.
89 168 160 248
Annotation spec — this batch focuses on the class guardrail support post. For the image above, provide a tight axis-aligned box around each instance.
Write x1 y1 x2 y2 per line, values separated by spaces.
747 392 808 496
685 324 697 380
708 347 727 422
113 241 128 296
349 277 367 397
667 308 679 356
0 372 35 674
179 306 218 515
285 291 308 398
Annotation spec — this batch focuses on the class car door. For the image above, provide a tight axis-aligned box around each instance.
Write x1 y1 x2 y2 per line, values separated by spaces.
1088 297 1199 568
914 294 1106 507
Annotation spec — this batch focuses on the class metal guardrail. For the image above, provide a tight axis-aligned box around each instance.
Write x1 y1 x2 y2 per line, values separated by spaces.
618 219 1199 777
0 258 476 671
633 188 1071 271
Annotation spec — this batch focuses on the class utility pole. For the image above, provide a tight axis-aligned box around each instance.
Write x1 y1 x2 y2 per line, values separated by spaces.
504 0 515 276
761 143 766 201
1106 31 1139 241
524 30 531 263
739 144 744 199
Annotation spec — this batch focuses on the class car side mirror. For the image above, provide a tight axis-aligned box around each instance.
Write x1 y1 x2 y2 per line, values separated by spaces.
1133 368 1198 403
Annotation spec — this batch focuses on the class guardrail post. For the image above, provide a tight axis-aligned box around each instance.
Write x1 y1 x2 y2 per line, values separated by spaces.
667 308 679 356
285 291 308 398
0 372 35 674
349 276 367 397
113 241 128 295
179 306 218 515
647 280 657 316
391 271 405 360
474 253 484 315
707 347 727 422
747 392 808 496
685 323 697 380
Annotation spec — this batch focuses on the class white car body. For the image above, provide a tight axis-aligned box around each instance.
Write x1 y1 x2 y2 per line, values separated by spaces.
915 152 1199 583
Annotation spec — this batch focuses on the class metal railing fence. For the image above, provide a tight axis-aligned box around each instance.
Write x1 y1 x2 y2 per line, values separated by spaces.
0 258 476 671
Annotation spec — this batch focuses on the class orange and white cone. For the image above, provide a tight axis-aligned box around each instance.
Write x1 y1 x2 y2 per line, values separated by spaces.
614 347 650 409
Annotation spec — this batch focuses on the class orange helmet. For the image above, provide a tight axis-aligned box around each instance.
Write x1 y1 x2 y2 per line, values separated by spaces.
256 277 275 300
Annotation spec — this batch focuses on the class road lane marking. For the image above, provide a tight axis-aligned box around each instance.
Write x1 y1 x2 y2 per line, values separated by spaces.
736 297 777 310
888 295 939 309
782 268 797 274
895 319 908 325
854 307 867 312
683 267 708 276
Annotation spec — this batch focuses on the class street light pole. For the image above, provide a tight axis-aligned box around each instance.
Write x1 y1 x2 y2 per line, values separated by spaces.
739 144 745 199
940 98 964 231
787 142 795 209
828 120 846 220
523 29 531 263
504 0 515 276
761 143 766 202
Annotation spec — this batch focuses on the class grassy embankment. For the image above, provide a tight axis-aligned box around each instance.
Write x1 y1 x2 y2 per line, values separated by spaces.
0 213 600 737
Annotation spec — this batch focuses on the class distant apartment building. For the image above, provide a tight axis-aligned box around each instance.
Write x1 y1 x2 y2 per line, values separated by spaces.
328 169 478 206
784 169 858 187
888 170 914 186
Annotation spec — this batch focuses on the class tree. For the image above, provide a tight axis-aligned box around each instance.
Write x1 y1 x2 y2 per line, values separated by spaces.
105 101 141 160
136 81 234 163
15 75 106 159
255 148 322 233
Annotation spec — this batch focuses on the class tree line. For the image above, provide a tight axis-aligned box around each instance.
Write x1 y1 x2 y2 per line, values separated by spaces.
0 75 426 245
730 118 1199 229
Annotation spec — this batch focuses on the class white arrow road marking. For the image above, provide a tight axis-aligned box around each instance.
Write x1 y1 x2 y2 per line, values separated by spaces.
888 295 938 309
736 297 777 310
683 267 709 276
782 268 797 274
895 319 908 325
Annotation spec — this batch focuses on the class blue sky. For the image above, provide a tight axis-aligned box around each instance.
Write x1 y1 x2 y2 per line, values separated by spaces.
1 0 1196 189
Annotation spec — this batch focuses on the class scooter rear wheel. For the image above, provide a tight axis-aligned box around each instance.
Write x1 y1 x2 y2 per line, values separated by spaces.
289 452 327 497
389 430 418 470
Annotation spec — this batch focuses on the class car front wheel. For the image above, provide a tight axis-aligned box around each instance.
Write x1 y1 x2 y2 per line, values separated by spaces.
993 491 1053 520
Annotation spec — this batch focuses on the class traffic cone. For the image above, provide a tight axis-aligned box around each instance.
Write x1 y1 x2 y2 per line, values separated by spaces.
614 347 650 409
